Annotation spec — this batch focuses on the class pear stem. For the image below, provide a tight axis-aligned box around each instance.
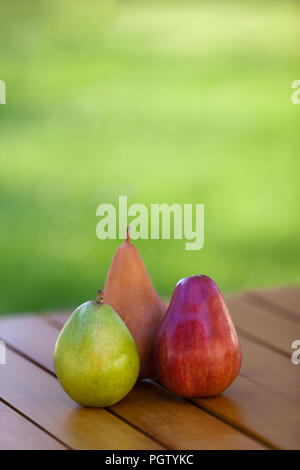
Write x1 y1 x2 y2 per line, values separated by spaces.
126 226 130 243
96 290 104 304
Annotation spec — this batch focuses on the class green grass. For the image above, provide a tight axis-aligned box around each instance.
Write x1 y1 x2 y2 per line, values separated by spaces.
0 0 299 314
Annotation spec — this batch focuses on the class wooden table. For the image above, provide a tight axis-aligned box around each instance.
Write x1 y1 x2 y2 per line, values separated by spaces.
0 286 299 450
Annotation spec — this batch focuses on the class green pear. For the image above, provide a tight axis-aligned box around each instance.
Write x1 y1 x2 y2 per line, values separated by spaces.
54 290 140 407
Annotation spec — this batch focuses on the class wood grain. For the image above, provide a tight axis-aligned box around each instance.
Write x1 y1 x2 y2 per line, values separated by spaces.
112 380 265 450
247 286 300 321
1 315 263 449
0 315 58 373
45 309 300 406
0 348 163 450
44 305 300 447
192 375 300 450
226 294 300 356
240 335 300 406
2 287 300 450
0 401 66 450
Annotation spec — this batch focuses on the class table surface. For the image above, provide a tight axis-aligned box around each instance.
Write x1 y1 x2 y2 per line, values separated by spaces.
0 286 299 450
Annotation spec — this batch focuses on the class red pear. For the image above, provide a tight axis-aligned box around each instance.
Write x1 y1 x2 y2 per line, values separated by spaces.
154 275 242 397
104 229 166 379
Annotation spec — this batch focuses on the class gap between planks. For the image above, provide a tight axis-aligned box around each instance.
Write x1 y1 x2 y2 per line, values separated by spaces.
245 287 300 324
42 315 272 449
42 290 300 449
0 396 71 450
0 316 265 450
2 286 300 450
0 344 262 450
0 399 69 450
1 339 165 449
226 294 300 358
44 312 298 449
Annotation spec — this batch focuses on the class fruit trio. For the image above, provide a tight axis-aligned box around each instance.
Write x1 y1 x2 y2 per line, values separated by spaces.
54 231 242 407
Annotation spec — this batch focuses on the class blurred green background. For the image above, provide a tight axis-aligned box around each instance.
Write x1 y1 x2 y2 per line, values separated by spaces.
0 0 299 315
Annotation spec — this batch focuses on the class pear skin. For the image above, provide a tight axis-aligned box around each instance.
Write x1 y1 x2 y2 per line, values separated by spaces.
155 275 242 397
104 230 166 379
54 291 140 407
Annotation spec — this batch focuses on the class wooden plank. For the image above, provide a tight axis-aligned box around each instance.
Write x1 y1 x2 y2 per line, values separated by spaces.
0 315 264 449
247 286 300 321
0 315 59 374
0 401 67 450
240 335 300 406
192 375 300 450
0 348 163 450
47 309 300 405
226 294 300 356
112 380 265 450
46 310 300 446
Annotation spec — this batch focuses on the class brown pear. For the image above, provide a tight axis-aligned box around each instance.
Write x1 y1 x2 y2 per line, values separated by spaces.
104 229 166 378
